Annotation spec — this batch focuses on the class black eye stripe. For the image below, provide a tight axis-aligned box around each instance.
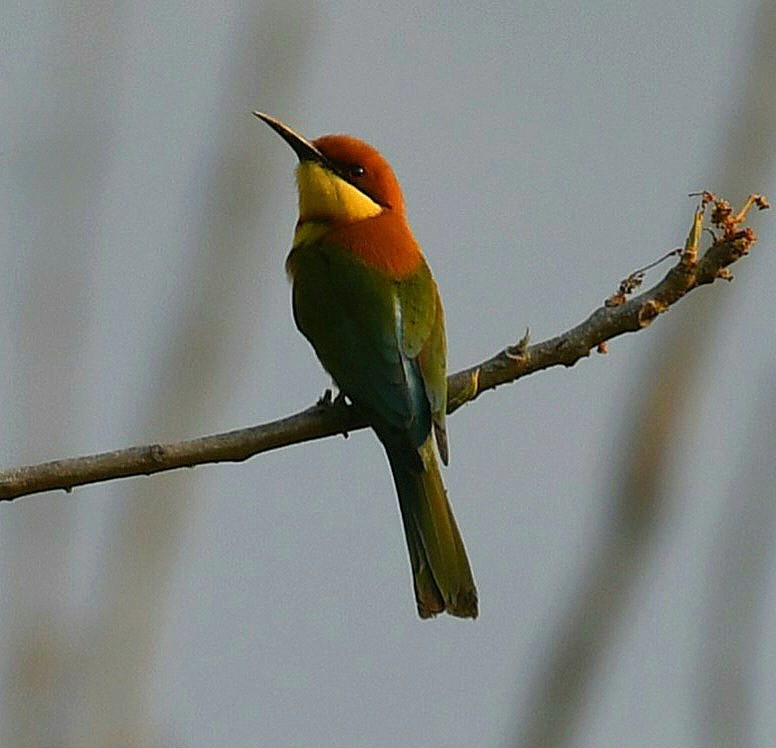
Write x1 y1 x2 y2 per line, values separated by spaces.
332 161 366 181
332 162 387 207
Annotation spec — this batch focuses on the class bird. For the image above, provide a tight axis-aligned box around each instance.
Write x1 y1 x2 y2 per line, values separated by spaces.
254 112 477 619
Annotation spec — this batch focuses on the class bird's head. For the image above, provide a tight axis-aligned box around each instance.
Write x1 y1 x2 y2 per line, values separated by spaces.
254 112 405 224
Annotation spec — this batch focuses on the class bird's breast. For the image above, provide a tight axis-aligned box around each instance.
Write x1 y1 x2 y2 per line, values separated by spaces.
320 212 424 279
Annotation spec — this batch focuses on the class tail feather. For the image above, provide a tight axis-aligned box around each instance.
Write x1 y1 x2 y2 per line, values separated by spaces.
386 438 478 619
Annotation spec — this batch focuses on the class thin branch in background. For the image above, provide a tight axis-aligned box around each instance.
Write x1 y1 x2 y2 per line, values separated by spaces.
65 12 320 746
515 321 687 748
698 5 776 746
514 1 776 743
699 379 776 748
1 2 122 743
0 194 767 503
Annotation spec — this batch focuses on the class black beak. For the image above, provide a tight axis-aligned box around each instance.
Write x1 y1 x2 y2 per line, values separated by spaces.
253 112 328 165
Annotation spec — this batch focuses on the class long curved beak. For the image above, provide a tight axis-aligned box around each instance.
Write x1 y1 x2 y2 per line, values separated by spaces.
253 112 327 165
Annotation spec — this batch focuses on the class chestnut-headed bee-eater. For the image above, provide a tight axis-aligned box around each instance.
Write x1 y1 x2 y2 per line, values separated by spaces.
254 112 477 619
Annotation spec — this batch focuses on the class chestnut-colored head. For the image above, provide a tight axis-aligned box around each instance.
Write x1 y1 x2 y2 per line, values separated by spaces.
312 134 405 213
254 112 406 224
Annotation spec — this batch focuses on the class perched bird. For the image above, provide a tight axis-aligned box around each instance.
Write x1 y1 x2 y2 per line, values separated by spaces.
254 112 477 619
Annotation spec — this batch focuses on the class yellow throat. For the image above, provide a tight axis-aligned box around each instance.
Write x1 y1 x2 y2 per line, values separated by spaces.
292 162 382 247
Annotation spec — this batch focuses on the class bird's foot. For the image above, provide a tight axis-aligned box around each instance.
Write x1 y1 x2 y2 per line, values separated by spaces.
317 388 333 407
316 388 348 408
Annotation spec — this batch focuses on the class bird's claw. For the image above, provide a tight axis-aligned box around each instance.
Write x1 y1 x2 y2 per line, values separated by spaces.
317 388 348 408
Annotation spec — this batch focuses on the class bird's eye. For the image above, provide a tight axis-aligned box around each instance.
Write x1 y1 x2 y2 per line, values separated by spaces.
348 164 365 178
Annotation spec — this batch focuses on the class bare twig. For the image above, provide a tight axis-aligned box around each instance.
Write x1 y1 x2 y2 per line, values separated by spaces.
0 195 767 502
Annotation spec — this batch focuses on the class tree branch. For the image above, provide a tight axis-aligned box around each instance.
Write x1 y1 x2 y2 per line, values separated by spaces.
0 194 767 502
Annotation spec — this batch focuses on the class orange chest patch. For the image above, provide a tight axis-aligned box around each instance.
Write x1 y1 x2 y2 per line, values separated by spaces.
324 213 424 279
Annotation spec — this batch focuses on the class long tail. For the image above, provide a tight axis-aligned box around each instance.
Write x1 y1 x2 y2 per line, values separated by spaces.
385 437 478 619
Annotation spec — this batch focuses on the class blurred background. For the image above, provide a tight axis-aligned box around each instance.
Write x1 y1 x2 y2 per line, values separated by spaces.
2 2 775 746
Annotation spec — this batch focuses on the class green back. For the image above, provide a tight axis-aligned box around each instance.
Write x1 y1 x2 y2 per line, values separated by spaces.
289 242 445 458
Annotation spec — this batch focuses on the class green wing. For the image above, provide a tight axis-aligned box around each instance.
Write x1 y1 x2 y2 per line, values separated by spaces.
290 243 446 460
397 260 448 463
